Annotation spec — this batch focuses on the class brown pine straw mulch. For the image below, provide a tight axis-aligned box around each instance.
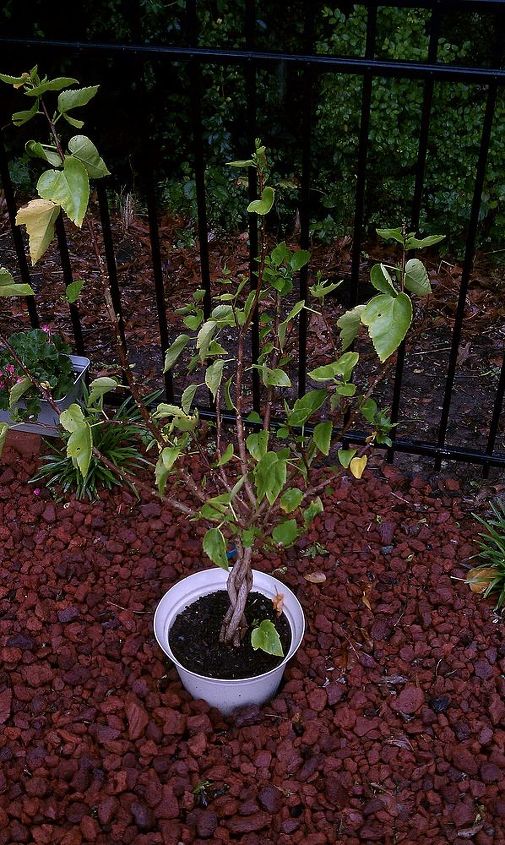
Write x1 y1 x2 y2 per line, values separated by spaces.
0 433 504 844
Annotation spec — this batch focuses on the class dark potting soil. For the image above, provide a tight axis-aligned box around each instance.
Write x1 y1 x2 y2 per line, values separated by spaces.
168 590 292 679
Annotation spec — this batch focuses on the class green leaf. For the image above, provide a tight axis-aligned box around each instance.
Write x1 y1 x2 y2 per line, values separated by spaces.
304 496 323 526
203 527 229 570
183 311 203 330
37 157 90 227
288 390 327 427
205 359 225 400
207 340 227 357
309 279 342 298
196 320 217 360
246 431 269 461
241 528 258 548
404 234 445 250
87 377 118 406
0 72 29 85
9 377 31 408
65 279 84 303
155 452 169 496
211 303 235 324
181 383 198 414
68 135 110 179
251 619 283 657
338 448 357 468
200 493 231 521
0 268 15 286
337 305 365 350
370 263 397 296
308 352 359 383
60 403 92 477
216 443 234 466
0 267 35 297
164 334 191 373
0 423 8 460
25 141 62 166
26 77 78 96
57 85 99 115
271 241 291 266
223 377 235 411
160 445 181 471
313 421 332 456
404 258 432 297
280 488 304 513
246 411 262 424
278 301 305 348
12 100 38 127
226 158 255 168
360 398 378 423
290 249 311 271
15 198 60 265
272 518 298 546
376 227 404 245
61 113 84 129
335 382 356 396
247 186 275 216
361 293 413 362
261 367 291 388
255 452 287 504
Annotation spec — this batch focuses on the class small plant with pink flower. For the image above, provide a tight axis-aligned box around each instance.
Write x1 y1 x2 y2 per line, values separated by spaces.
0 324 75 422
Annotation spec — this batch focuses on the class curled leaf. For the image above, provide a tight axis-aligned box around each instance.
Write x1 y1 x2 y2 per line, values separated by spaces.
272 592 284 615
304 571 327 584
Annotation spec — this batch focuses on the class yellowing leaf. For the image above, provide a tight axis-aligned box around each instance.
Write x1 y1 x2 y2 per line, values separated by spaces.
350 455 367 479
304 571 327 584
362 588 372 611
59 403 92 477
466 566 497 594
15 198 60 264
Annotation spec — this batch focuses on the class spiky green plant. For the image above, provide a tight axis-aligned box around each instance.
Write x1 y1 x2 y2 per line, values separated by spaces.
30 390 152 501
466 499 505 610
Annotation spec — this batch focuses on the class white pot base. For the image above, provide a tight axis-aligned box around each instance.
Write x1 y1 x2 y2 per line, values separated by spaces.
154 568 305 715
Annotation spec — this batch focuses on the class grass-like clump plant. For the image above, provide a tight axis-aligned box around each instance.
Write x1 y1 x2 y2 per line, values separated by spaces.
466 499 505 610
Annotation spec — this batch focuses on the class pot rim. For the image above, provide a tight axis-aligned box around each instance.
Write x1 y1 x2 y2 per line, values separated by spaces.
154 567 305 684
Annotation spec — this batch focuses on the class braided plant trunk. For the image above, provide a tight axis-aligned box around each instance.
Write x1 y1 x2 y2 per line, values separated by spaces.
219 545 254 647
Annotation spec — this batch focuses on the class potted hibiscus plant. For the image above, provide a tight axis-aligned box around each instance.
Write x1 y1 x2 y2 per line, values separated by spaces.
0 69 442 713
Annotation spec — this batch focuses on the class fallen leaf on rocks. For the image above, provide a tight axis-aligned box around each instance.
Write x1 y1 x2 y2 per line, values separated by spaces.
385 734 413 750
379 675 408 687
304 571 327 583
456 822 484 839
0 688 12 725
466 566 496 593
362 587 372 611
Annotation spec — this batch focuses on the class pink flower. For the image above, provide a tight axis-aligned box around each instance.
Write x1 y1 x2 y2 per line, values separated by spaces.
33 488 41 496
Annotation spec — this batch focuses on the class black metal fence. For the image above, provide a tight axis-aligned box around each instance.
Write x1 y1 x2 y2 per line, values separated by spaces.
0 0 504 473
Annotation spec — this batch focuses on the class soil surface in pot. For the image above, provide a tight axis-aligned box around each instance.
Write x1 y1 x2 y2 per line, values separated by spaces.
168 590 292 679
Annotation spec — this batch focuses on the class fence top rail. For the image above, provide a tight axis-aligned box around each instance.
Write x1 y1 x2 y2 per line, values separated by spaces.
0 37 504 84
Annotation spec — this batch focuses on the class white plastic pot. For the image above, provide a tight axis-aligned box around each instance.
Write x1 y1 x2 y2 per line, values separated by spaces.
154 567 305 715
0 354 90 437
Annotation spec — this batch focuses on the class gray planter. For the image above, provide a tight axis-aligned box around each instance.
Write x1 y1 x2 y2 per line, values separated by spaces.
0 354 90 437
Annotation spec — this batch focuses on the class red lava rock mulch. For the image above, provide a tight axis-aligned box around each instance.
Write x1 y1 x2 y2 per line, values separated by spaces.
1 435 504 844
